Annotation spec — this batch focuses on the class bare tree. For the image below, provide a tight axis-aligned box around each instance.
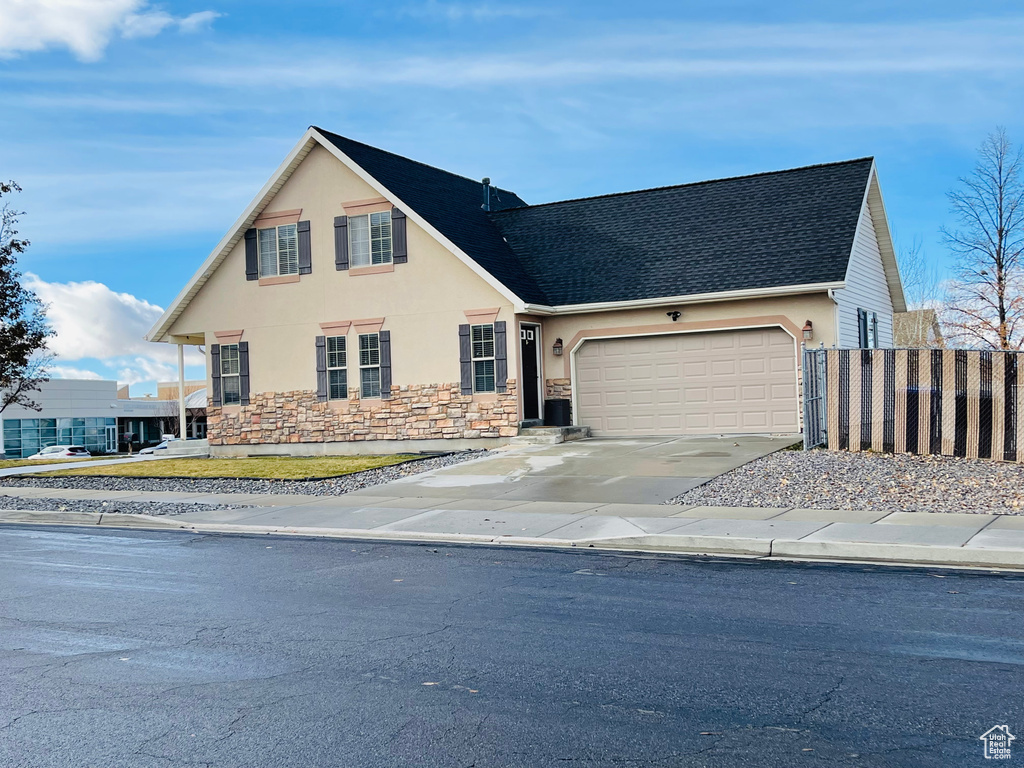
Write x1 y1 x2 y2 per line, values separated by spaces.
0 181 52 413
942 129 1024 349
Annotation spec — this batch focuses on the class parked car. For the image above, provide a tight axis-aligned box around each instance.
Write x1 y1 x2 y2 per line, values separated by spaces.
138 438 181 455
25 445 92 459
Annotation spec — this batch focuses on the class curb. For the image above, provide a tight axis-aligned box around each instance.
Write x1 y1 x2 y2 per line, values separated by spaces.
2 509 1022 571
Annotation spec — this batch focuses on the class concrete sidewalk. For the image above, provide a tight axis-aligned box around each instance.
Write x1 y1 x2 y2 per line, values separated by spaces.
2 485 1022 570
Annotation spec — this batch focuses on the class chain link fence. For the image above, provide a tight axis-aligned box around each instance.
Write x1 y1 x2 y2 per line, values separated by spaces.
802 347 1020 461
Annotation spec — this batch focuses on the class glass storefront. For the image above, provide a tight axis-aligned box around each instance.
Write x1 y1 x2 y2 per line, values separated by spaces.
2 417 117 458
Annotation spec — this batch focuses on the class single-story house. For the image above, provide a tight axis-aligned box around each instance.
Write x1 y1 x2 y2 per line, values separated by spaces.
146 127 905 454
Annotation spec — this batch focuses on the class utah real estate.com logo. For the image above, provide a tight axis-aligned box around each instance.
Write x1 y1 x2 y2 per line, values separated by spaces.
980 725 1016 760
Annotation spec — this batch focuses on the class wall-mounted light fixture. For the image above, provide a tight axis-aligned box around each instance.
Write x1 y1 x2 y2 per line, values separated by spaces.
552 338 564 356
666 311 681 322
802 320 814 341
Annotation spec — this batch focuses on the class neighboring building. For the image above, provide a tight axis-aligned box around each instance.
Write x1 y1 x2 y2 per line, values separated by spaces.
118 382 209 446
1 379 208 458
893 308 944 348
146 127 905 453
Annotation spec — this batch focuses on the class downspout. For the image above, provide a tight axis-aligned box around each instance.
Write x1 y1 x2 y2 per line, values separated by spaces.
828 288 840 347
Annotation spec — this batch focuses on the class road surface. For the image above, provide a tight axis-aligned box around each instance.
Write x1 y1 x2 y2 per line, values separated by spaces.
1 525 1021 767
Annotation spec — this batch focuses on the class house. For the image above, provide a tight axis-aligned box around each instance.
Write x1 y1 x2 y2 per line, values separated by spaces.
1 379 205 458
145 127 905 454
893 308 943 348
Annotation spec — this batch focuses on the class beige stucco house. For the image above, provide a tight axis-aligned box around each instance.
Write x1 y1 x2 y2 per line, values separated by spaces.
146 127 905 455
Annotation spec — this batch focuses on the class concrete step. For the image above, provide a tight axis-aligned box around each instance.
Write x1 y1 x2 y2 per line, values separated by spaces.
510 426 591 445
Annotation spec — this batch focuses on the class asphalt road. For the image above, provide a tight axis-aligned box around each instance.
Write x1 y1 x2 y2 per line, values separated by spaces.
1 527 1021 768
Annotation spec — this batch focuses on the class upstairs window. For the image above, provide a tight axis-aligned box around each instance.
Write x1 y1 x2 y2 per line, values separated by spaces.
327 336 348 400
220 344 241 405
349 211 392 268
359 333 381 398
471 324 496 393
258 223 299 277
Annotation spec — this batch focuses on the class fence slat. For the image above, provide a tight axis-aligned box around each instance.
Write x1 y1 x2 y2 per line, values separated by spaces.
801 347 1024 463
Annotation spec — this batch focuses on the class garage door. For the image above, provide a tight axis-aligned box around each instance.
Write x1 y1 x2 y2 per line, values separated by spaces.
575 328 799 436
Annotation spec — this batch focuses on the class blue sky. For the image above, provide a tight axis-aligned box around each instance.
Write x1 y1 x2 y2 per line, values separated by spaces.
2 0 1023 392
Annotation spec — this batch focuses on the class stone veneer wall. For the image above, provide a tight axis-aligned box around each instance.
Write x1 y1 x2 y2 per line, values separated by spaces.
208 381 519 446
545 378 572 400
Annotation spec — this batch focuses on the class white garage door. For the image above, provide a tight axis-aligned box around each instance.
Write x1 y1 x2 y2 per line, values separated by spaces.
575 328 799 436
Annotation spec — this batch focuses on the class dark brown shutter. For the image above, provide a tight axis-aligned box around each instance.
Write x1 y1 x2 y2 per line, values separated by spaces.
379 330 392 399
315 335 328 402
392 208 407 264
494 321 507 393
210 344 222 406
244 229 258 280
238 341 250 406
334 216 349 270
297 220 312 275
459 324 473 395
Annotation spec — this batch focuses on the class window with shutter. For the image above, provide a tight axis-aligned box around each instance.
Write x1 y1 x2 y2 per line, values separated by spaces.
471 324 496 393
359 333 382 398
257 223 299 277
327 336 348 400
220 344 242 405
349 211 392 268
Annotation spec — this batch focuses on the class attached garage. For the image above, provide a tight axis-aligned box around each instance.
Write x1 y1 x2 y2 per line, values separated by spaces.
574 328 799 437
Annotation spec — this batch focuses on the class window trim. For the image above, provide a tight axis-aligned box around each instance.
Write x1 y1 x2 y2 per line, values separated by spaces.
348 210 393 269
220 343 242 406
358 332 382 399
257 222 300 279
326 335 348 401
471 323 496 394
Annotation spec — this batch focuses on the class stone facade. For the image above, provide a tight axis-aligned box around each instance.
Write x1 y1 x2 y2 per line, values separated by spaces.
545 378 572 400
208 381 519 446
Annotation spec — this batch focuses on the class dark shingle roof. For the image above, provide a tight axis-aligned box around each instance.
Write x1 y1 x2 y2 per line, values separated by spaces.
489 158 874 306
314 127 550 303
316 127 872 307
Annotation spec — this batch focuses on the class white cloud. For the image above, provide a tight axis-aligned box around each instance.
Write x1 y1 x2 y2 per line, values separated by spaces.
23 274 204 388
397 1 551 22
49 365 104 380
0 0 221 61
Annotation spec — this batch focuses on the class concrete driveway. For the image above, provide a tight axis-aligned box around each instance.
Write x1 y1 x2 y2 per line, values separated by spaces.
346 434 800 506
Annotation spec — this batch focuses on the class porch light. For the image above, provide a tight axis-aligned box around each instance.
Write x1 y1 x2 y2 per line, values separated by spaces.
802 320 814 341
552 338 564 356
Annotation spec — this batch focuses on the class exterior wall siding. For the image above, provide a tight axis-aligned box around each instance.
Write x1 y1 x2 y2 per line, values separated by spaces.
832 202 896 347
208 381 519 446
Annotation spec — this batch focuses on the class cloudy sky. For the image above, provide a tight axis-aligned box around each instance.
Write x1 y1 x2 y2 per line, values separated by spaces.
2 0 1023 392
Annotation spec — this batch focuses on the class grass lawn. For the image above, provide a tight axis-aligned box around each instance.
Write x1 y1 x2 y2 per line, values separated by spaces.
32 455 422 480
0 457 115 470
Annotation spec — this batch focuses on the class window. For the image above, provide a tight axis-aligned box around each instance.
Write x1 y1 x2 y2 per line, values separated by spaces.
349 211 392 268
258 223 299 278
327 336 348 400
221 343 241 405
359 333 381 398
858 309 880 348
471 324 496 393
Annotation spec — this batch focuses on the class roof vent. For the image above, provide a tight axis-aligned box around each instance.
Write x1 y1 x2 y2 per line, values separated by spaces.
481 177 491 211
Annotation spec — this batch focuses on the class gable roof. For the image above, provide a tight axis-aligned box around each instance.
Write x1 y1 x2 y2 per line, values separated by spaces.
148 129 900 342
314 128 550 304
488 158 875 307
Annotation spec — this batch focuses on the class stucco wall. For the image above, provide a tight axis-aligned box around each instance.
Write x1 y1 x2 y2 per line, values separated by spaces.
168 144 516 399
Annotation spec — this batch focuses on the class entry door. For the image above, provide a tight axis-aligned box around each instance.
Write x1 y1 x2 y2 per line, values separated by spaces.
104 425 117 454
520 325 541 420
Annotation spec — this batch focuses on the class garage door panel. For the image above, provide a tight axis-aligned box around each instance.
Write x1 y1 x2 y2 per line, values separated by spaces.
576 328 798 436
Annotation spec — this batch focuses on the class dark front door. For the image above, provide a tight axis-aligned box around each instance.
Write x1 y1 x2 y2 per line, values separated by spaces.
521 326 540 420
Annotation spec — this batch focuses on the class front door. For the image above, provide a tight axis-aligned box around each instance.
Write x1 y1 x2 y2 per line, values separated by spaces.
520 325 541 421
104 425 118 454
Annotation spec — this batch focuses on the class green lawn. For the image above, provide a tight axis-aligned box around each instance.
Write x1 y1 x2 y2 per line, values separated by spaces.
0 457 113 470
33 455 421 480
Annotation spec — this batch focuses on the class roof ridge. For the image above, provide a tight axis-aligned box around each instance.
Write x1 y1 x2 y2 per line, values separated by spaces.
312 125 521 199
491 156 875 214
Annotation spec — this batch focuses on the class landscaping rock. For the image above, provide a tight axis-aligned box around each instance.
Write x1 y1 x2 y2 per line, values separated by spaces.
0 451 481 497
667 450 1024 515
0 495 243 517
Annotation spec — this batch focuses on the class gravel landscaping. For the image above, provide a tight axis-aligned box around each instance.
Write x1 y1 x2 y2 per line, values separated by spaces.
667 449 1024 514
0 495 245 517
0 451 482 497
